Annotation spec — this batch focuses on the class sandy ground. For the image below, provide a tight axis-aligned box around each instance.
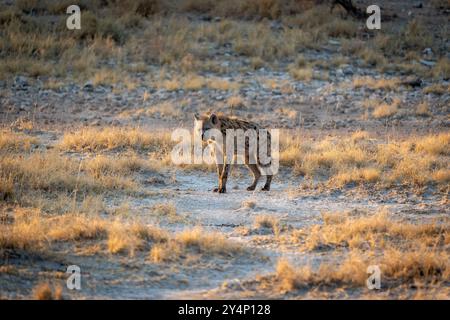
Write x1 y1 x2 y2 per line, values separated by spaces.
2 164 447 299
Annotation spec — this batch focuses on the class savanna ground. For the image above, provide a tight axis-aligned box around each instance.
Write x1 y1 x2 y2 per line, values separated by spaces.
0 0 449 299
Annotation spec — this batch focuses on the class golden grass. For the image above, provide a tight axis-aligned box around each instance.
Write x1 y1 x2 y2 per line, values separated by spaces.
372 99 400 119
207 78 240 91
151 202 184 222
431 57 450 80
270 209 449 294
414 132 450 156
0 206 168 254
289 66 313 82
150 226 246 262
331 168 381 187
301 210 449 251
176 227 243 255
58 127 172 152
0 210 107 251
32 283 63 300
254 215 280 236
84 154 154 178
353 77 400 91
416 102 431 117
0 130 38 152
183 74 206 90
280 131 449 188
0 152 138 199
423 84 449 94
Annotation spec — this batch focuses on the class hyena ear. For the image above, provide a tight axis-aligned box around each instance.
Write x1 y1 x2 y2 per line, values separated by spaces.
210 113 218 125
194 113 200 121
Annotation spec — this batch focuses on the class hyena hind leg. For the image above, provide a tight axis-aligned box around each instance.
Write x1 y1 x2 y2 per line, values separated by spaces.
262 175 272 191
246 164 261 191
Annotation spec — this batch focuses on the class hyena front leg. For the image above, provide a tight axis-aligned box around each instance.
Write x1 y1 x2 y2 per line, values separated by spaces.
218 163 231 193
213 163 224 192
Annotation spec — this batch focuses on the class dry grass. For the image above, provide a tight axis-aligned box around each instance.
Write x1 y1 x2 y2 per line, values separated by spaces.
0 151 139 200
268 209 450 295
149 226 245 263
207 78 240 91
372 99 400 119
254 215 280 236
176 227 243 255
423 84 449 95
0 206 168 255
289 66 313 82
353 77 400 91
414 132 450 156
300 210 448 251
415 102 431 117
32 283 63 300
0 130 38 152
280 131 449 188
151 202 184 222
58 127 173 152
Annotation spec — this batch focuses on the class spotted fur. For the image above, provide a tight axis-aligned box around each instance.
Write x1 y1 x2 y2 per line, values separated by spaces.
194 113 273 193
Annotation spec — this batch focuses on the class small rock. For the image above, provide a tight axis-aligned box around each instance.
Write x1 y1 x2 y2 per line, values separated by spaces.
14 76 29 90
83 80 94 92
419 59 436 67
422 48 433 56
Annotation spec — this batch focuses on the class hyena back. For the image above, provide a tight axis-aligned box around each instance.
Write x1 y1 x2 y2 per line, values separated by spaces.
194 113 273 193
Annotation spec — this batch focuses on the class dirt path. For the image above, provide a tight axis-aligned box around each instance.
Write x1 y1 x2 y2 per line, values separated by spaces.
112 170 448 299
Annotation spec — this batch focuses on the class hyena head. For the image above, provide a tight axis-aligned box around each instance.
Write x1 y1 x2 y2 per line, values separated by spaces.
194 113 221 141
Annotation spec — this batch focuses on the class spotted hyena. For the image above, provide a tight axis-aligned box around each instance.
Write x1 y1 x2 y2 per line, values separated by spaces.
194 113 274 193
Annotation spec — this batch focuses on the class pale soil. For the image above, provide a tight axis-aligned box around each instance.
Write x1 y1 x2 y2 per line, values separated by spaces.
0 0 449 299
1 163 448 299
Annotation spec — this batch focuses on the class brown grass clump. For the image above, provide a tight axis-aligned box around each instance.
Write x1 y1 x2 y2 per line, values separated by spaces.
269 209 449 294
372 99 400 119
302 210 448 251
254 215 280 235
353 77 400 91
415 102 431 117
0 131 39 152
176 227 243 256
414 132 450 156
280 131 449 188
32 283 63 300
423 83 449 94
149 226 246 263
0 151 139 200
58 127 173 152
289 66 313 82
0 206 168 256
0 210 107 252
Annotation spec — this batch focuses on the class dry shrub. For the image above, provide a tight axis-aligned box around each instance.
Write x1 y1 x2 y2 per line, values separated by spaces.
281 131 449 188
58 127 173 152
272 209 449 293
372 99 400 119
414 132 450 156
0 207 168 256
423 84 449 94
254 215 280 235
176 227 242 255
289 66 313 82
0 152 138 198
0 131 38 152
353 77 400 91
32 283 63 300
